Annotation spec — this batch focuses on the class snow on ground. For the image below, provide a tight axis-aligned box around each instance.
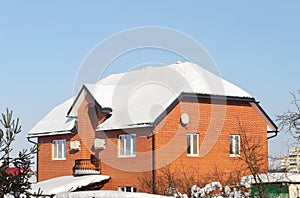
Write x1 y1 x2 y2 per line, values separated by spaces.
241 173 300 188
30 175 110 195
56 190 172 198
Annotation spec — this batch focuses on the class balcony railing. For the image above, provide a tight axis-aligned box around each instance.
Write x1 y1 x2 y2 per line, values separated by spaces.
73 158 101 176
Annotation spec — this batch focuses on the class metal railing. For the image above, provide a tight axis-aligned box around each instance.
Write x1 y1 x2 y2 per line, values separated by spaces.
73 158 100 176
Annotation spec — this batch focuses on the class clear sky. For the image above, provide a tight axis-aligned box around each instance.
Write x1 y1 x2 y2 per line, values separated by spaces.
1 1 300 164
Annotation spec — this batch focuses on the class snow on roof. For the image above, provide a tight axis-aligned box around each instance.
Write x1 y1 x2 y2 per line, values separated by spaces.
56 190 171 198
92 62 253 130
28 99 76 137
30 175 110 195
241 173 300 188
30 62 255 134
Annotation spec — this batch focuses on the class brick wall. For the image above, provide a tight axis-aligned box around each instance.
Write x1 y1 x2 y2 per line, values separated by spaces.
152 97 268 189
97 97 268 192
37 133 88 181
96 128 153 191
37 95 269 193
37 94 103 181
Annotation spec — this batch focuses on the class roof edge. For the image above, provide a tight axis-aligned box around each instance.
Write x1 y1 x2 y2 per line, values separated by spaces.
250 102 278 131
182 92 256 102
27 130 72 138
96 123 153 132
67 85 99 117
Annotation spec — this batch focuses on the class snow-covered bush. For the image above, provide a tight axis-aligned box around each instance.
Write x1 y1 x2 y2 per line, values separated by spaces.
190 182 222 198
175 182 249 198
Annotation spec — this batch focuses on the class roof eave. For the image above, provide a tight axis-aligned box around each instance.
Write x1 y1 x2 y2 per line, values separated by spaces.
250 101 278 131
27 130 73 138
95 123 153 132
182 92 256 102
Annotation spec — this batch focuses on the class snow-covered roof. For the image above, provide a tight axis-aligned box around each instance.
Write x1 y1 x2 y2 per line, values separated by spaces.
69 62 253 131
56 190 170 198
28 99 76 137
241 173 300 188
29 62 259 134
30 175 110 195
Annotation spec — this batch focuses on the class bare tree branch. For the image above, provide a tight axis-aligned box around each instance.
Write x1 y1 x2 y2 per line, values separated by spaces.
276 91 300 140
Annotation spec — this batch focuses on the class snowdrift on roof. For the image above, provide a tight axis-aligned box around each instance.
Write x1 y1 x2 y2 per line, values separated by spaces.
91 62 253 130
30 175 110 195
28 62 254 134
28 99 76 137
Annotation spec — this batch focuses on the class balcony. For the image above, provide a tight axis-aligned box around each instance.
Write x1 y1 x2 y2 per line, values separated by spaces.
73 158 101 176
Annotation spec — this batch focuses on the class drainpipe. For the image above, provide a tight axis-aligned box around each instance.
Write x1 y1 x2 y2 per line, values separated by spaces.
151 128 156 194
27 137 38 182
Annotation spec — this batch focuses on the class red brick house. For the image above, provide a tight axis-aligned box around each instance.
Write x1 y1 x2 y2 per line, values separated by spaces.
28 62 277 194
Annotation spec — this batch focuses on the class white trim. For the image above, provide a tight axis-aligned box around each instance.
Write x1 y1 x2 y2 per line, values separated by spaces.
119 186 137 192
118 134 136 158
229 134 240 157
52 139 67 160
187 133 199 157
230 154 241 157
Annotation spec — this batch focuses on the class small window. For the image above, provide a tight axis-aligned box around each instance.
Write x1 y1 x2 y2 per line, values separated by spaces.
187 133 199 156
119 134 136 157
52 139 66 160
230 135 240 157
119 186 136 192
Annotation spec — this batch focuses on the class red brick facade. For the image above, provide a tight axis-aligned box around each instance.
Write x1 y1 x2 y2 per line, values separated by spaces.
37 94 269 194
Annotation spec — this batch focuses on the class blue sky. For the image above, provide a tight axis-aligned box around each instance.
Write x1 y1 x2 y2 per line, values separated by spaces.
1 1 300 162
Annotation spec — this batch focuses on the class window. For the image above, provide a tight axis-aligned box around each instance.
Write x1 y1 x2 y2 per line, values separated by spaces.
119 134 136 157
187 133 199 156
119 186 136 192
230 135 240 157
52 139 66 160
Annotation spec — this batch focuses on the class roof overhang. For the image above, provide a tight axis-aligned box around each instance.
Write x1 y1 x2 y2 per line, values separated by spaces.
96 122 153 132
249 102 278 132
181 92 256 102
28 130 73 138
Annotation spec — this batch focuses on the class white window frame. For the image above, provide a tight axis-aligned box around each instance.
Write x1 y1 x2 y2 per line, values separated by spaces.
119 186 136 192
230 134 240 157
187 133 199 156
118 134 136 158
52 139 66 160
